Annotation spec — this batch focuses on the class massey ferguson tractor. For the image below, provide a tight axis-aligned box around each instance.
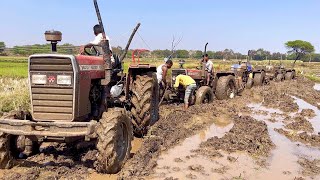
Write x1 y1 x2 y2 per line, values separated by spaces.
0 0 159 174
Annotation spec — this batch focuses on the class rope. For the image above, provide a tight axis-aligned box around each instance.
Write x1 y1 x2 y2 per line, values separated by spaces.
137 31 152 50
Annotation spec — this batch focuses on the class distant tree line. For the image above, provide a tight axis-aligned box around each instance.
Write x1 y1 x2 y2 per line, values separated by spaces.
1 40 319 62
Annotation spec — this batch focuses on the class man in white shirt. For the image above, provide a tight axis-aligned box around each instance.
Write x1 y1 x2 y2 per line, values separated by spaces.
203 54 213 86
80 24 113 58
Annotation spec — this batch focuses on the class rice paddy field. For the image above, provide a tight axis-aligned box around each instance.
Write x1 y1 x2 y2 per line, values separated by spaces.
0 55 319 81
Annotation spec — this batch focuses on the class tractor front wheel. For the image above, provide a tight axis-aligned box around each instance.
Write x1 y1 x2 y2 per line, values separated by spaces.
131 73 159 136
195 86 214 104
246 78 253 89
0 133 14 169
95 109 133 174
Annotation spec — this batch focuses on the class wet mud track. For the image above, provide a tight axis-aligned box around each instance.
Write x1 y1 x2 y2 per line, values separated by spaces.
0 78 320 180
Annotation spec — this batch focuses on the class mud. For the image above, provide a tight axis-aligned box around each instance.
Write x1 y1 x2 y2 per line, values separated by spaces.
1 77 320 179
284 116 314 133
197 116 274 157
298 158 320 177
275 128 320 147
300 109 316 118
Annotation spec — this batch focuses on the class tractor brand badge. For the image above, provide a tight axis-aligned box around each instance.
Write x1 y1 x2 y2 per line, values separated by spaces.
48 76 56 83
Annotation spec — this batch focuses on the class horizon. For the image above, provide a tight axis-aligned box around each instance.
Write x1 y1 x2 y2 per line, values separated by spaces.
1 0 320 54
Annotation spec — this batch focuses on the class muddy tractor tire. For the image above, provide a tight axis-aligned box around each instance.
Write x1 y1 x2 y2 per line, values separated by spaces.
215 75 236 100
195 86 214 104
246 78 253 89
253 72 264 86
95 109 133 174
0 133 14 169
276 74 284 82
285 72 294 80
131 73 159 136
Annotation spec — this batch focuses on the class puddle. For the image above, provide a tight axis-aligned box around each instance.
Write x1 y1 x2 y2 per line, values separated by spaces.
249 103 320 179
293 96 320 133
154 118 234 179
314 83 320 91
153 100 320 179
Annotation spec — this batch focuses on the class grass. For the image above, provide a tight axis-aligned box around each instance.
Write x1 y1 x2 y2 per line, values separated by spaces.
0 78 30 113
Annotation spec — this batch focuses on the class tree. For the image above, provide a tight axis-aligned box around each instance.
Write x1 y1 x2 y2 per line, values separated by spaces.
285 40 315 63
0 42 5 55
175 50 189 58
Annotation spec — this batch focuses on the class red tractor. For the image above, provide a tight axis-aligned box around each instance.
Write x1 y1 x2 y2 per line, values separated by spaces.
164 43 238 106
0 0 158 173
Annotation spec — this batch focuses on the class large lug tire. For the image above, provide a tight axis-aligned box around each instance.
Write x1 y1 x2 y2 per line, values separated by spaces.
215 75 236 100
131 73 159 136
253 72 265 86
246 78 253 89
195 86 214 104
285 72 294 80
0 133 14 169
95 109 133 174
276 74 284 82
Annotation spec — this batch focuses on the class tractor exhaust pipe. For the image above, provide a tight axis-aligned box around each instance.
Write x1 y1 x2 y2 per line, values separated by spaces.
93 0 112 85
120 23 141 61
204 42 208 55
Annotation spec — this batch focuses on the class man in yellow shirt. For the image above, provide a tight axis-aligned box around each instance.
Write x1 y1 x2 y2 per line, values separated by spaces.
173 74 197 110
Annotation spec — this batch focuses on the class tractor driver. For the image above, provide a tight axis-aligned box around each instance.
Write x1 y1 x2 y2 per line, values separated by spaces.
173 74 197 110
80 24 115 63
203 54 213 86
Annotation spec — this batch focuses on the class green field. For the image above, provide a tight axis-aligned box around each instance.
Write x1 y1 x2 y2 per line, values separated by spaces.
0 56 319 82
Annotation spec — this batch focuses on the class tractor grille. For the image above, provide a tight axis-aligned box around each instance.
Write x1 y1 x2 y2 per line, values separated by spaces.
29 56 74 121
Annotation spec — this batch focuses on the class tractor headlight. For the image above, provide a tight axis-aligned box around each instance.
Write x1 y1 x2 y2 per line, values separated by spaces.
57 75 72 85
32 74 47 84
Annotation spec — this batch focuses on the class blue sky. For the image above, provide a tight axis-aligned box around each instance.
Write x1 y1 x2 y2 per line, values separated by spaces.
0 0 320 53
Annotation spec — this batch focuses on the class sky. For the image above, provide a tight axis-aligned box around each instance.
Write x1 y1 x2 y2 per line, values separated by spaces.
0 0 320 54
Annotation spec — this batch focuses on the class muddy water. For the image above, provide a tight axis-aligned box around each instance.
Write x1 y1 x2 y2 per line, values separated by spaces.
293 96 320 133
153 100 320 180
154 114 234 179
250 103 320 179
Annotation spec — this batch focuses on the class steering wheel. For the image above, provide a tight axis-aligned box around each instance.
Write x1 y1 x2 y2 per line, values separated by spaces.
84 46 99 56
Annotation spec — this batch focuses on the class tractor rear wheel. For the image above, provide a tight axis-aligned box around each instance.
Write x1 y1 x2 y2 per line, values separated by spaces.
246 78 253 89
285 72 293 80
131 73 159 136
195 86 214 104
276 74 284 82
215 75 236 100
0 133 14 169
95 109 133 174
253 72 265 86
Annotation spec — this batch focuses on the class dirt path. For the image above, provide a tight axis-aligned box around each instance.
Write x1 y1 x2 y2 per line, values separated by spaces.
0 78 320 180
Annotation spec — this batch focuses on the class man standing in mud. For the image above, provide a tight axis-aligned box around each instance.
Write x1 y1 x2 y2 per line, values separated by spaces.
203 54 213 86
173 74 197 110
157 60 173 95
